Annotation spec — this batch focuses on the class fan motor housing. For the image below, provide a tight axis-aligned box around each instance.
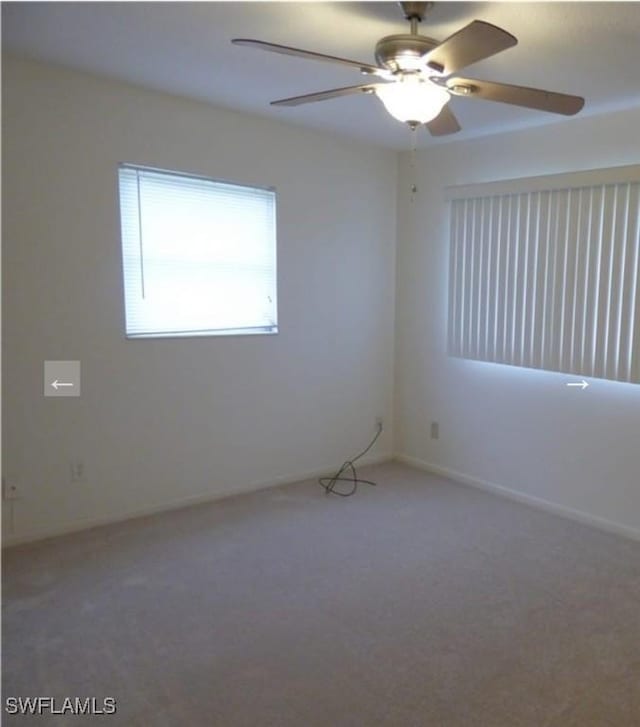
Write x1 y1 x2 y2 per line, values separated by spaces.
374 34 439 73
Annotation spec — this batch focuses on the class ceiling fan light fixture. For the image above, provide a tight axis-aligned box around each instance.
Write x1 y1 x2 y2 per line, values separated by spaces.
375 77 449 125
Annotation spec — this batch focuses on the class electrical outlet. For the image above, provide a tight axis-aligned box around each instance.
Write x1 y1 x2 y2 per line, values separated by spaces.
430 421 439 440
375 416 384 430
70 460 85 483
2 477 20 500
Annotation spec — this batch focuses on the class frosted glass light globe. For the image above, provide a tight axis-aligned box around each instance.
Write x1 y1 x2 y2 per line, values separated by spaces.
376 77 450 125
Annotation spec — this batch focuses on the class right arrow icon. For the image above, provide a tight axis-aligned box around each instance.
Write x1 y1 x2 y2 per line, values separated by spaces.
566 380 589 390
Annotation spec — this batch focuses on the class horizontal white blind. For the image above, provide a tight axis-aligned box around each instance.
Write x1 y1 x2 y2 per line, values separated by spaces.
119 165 277 338
448 176 640 384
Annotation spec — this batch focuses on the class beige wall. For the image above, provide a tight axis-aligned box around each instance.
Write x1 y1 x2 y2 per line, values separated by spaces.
395 105 640 536
2 57 397 544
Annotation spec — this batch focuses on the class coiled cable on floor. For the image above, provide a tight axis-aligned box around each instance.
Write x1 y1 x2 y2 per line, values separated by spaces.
318 423 382 497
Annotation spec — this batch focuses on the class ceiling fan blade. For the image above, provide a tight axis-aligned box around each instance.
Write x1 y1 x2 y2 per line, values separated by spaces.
426 104 461 136
271 84 378 107
232 39 389 77
423 21 517 75
449 77 585 115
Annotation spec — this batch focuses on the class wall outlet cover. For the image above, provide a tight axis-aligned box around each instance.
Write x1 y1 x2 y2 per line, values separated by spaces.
70 461 85 483
2 478 20 500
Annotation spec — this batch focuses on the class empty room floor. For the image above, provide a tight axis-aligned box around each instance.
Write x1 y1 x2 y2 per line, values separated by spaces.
3 462 640 726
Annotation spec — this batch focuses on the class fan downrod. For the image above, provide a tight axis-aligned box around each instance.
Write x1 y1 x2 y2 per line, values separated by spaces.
377 2 438 71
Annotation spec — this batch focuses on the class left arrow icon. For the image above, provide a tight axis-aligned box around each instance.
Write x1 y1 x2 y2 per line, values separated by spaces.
45 361 81 397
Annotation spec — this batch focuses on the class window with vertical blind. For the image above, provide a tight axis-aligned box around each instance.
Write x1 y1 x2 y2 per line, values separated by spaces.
447 165 640 384
118 164 277 338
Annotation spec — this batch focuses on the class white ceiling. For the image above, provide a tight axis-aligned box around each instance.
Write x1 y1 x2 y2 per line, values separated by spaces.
3 1 640 150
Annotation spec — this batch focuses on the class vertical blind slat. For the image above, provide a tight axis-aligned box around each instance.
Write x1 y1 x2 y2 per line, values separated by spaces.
626 184 640 380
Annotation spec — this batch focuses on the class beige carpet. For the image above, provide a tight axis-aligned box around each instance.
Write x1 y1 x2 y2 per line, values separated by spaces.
3 462 640 726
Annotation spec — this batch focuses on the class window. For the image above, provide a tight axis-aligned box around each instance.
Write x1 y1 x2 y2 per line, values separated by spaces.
118 164 277 338
447 165 640 384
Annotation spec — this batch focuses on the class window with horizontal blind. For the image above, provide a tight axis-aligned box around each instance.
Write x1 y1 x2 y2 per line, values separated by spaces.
447 165 640 384
118 164 277 338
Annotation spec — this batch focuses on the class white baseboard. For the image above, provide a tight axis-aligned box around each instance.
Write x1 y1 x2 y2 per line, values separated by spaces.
2 453 393 548
8 451 637 547
395 453 640 543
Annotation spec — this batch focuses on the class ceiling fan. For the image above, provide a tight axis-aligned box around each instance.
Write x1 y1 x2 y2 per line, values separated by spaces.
232 1 585 136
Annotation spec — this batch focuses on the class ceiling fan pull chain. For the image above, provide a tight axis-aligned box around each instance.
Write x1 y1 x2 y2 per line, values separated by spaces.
410 125 418 202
